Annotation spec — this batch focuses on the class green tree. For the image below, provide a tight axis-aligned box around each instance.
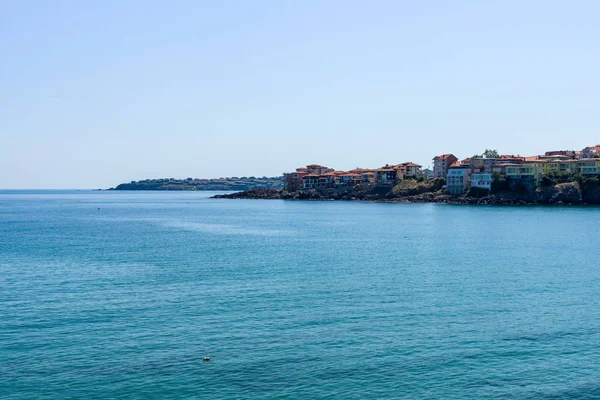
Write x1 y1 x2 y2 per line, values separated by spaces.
483 149 500 158
541 169 573 186
490 172 509 193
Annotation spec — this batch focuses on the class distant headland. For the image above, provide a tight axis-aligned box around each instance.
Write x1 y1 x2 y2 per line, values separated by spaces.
110 177 282 191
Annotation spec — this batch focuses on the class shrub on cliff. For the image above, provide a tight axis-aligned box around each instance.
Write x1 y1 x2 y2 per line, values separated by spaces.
576 175 600 190
576 175 600 203
540 170 574 187
535 181 582 204
431 178 446 191
391 178 444 197
490 172 510 194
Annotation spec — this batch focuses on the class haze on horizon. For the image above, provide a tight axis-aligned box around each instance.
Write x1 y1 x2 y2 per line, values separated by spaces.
1 0 599 189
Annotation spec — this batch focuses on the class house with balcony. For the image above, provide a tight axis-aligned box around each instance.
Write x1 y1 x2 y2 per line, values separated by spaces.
305 164 335 175
471 173 493 190
336 173 362 188
505 162 541 189
469 156 524 173
361 172 376 186
283 164 334 191
302 174 321 189
374 165 397 186
575 159 600 175
446 162 470 195
399 162 423 179
283 170 308 191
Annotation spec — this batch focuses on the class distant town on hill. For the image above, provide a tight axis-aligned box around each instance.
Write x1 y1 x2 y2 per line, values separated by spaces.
216 144 600 205
111 176 283 191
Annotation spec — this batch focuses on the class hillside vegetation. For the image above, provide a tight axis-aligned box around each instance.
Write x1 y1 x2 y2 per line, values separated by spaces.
112 177 282 191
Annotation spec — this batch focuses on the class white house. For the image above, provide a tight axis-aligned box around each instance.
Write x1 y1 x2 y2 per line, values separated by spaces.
471 173 493 190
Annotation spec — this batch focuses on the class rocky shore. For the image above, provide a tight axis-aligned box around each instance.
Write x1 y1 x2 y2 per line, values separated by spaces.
213 182 600 206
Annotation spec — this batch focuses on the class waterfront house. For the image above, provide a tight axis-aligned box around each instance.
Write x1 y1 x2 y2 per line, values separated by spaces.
318 175 329 188
446 162 470 195
302 174 320 189
581 145 600 159
506 158 583 187
283 170 308 191
306 164 334 175
575 159 600 175
283 164 334 191
337 173 361 187
470 156 524 174
471 173 493 190
545 150 577 159
433 154 458 179
361 172 376 186
505 162 541 189
374 165 397 186
400 162 422 179
504 158 600 187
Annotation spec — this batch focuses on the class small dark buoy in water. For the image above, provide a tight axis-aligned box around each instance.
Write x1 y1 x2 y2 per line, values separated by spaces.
97 208 100 210
203 356 211 362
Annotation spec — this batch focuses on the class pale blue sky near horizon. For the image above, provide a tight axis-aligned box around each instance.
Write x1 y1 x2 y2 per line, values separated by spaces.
1 0 599 188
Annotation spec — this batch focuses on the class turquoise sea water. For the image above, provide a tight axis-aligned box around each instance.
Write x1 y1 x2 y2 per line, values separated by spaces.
2 190 600 399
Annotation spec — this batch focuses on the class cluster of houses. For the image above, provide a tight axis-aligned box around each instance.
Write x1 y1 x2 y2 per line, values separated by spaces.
283 144 600 195
283 162 424 191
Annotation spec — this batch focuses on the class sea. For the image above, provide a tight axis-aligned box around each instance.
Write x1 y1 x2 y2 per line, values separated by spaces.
2 190 600 399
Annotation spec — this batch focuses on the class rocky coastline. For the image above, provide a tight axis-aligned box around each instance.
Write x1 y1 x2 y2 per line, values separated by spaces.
212 183 600 206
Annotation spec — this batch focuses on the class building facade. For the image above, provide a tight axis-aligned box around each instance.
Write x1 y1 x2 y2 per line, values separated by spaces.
581 146 600 159
471 173 493 190
433 154 458 179
446 164 470 195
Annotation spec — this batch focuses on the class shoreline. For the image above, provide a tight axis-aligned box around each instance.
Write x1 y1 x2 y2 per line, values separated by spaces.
212 188 600 206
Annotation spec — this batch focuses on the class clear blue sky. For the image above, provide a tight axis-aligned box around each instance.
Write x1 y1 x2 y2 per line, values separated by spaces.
1 0 599 188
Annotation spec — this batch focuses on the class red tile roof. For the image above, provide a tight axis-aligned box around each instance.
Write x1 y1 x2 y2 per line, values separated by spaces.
433 154 456 160
499 155 524 160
